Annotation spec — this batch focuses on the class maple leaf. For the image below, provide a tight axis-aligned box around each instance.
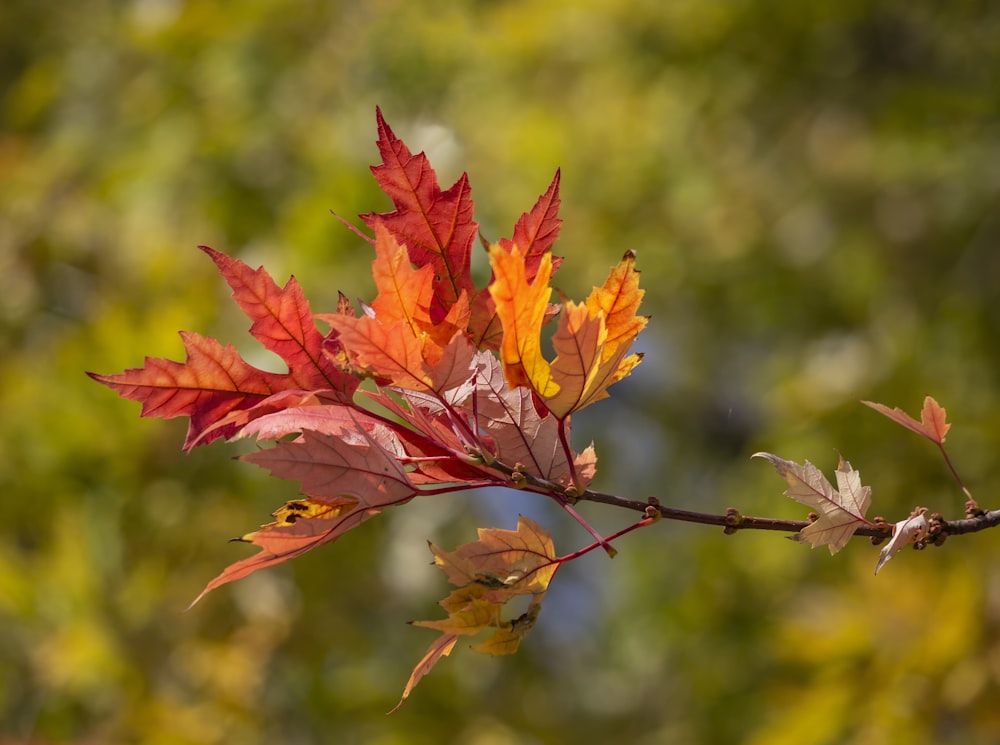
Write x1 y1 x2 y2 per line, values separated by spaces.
490 247 647 419
92 111 628 690
320 223 476 394
753 452 874 554
189 496 362 607
362 107 478 324
875 509 928 575
862 396 951 445
470 351 585 486
89 249 358 449
396 516 559 710
192 427 418 603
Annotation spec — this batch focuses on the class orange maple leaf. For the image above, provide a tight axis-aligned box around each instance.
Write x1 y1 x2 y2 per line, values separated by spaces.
321 222 475 393
469 171 563 350
490 247 647 418
861 395 951 445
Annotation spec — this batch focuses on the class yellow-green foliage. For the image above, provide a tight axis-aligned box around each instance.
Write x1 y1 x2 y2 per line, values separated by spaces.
3 0 999 742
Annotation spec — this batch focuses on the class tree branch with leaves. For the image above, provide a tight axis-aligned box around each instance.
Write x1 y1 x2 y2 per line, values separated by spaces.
89 109 989 711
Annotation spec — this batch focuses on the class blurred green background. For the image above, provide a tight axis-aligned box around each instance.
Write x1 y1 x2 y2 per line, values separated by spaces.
3 1 1000 742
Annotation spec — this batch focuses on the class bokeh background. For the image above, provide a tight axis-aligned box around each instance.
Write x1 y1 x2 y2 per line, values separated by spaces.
3 1 1000 743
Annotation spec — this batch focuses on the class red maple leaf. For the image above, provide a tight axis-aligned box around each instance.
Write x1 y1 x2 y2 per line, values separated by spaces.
89 248 358 449
362 108 479 325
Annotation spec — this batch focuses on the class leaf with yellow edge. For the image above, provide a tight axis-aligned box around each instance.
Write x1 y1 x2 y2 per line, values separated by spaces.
489 246 647 418
396 516 560 710
585 249 647 356
188 495 362 607
192 428 419 606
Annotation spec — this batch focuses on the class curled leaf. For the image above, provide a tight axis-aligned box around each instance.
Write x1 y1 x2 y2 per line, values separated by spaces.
399 516 560 709
389 633 459 714
875 510 929 575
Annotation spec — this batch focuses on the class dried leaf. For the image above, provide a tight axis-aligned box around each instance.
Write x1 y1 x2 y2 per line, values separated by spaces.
400 517 560 708
753 452 873 554
389 634 458 714
874 511 928 574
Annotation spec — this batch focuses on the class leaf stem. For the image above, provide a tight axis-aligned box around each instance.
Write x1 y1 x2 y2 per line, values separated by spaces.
936 442 978 510
548 492 617 556
556 417 582 494
556 516 655 563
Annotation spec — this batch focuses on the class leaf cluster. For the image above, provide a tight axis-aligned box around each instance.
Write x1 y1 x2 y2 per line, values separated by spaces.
92 112 991 710
91 109 648 705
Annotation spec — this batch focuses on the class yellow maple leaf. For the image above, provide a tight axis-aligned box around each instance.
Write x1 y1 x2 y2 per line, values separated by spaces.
488 245 558 396
489 246 647 418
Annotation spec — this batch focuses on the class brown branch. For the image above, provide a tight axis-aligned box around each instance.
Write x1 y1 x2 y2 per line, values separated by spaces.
579 488 891 537
939 509 1000 536
482 454 1000 544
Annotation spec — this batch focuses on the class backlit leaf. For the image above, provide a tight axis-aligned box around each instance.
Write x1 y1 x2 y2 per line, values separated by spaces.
320 223 476 394
470 171 563 350
363 108 478 323
193 429 418 602
862 396 951 444
753 452 873 554
470 351 575 485
188 496 362 607
389 634 458 715
489 248 647 418
89 251 358 449
399 517 560 709
489 245 557 396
